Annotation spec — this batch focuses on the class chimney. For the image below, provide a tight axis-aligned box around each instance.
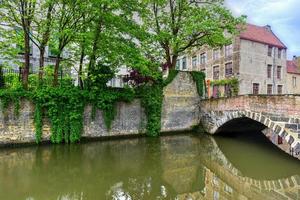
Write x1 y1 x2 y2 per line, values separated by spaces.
296 56 300 67
265 25 272 32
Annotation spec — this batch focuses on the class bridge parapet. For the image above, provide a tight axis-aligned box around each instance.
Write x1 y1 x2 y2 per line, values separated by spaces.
202 95 300 117
200 95 300 160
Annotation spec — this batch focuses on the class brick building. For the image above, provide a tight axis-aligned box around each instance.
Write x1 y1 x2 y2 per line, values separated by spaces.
286 56 300 94
176 23 288 98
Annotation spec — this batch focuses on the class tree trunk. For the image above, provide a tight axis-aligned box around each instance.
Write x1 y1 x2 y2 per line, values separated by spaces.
22 30 30 89
171 55 178 69
87 17 102 78
39 47 45 82
53 54 61 86
78 47 85 89
88 31 100 76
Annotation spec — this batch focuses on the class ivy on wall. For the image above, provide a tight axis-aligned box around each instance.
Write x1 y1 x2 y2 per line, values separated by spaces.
0 89 27 117
138 84 163 137
0 70 206 143
32 86 86 143
163 70 178 87
210 78 239 96
89 87 135 130
190 71 206 97
34 103 43 143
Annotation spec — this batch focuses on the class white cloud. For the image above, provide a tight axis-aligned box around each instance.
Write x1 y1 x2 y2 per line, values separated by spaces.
225 0 300 59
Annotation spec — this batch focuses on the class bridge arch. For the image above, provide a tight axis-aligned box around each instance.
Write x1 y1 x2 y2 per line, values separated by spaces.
200 109 300 160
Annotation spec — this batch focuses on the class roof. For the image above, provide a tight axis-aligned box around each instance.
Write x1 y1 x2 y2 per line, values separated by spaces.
287 60 300 75
239 24 287 49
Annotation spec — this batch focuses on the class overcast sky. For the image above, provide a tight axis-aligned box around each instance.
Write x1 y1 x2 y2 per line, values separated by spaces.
225 0 300 59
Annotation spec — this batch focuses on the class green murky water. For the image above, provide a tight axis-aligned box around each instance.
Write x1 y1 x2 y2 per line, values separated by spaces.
0 132 299 200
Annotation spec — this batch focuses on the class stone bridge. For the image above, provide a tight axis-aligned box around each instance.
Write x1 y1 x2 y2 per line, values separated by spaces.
199 95 300 160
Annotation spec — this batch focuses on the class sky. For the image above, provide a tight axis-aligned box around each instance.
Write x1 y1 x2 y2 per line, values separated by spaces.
225 0 300 59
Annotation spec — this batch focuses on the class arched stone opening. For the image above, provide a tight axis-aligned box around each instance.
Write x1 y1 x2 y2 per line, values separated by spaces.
214 116 299 161
215 117 266 135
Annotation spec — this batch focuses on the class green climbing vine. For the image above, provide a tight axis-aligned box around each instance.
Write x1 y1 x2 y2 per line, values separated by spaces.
0 70 201 143
190 71 206 97
210 78 239 96
32 86 86 144
34 103 43 143
138 84 163 137
0 89 27 117
163 69 178 87
88 87 135 130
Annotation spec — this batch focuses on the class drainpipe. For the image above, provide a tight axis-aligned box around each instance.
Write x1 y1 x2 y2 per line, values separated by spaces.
272 47 276 94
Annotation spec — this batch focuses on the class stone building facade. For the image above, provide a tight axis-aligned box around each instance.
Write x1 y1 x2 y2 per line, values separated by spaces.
176 23 288 97
286 56 300 94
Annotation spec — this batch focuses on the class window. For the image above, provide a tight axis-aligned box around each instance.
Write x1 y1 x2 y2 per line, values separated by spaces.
225 44 233 57
293 77 297 87
175 59 180 70
213 49 220 60
213 66 219 80
268 46 273 57
278 136 283 144
253 83 259 95
267 84 273 95
200 53 206 64
192 56 197 69
225 84 232 97
278 49 282 59
277 66 282 79
277 85 283 94
267 65 272 78
225 62 233 77
212 85 219 98
182 57 187 70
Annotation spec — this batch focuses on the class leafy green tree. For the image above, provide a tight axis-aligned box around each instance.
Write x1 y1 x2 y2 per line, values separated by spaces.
0 0 36 89
84 0 149 88
50 0 86 86
141 0 246 70
30 0 56 82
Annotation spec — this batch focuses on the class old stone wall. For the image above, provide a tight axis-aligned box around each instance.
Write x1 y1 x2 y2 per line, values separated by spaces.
0 72 200 145
0 99 146 144
161 72 200 132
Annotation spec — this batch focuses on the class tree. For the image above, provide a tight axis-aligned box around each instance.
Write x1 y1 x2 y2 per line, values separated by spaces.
50 0 86 86
141 0 246 70
31 0 56 82
79 0 150 88
0 0 37 89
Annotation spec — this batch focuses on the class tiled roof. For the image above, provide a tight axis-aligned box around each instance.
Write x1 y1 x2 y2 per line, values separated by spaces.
287 60 300 75
239 23 287 49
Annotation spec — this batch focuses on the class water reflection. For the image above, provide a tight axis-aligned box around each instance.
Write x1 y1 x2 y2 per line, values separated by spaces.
0 133 299 200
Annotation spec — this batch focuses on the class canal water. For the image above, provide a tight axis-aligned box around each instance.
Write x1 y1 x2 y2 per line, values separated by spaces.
0 132 299 200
